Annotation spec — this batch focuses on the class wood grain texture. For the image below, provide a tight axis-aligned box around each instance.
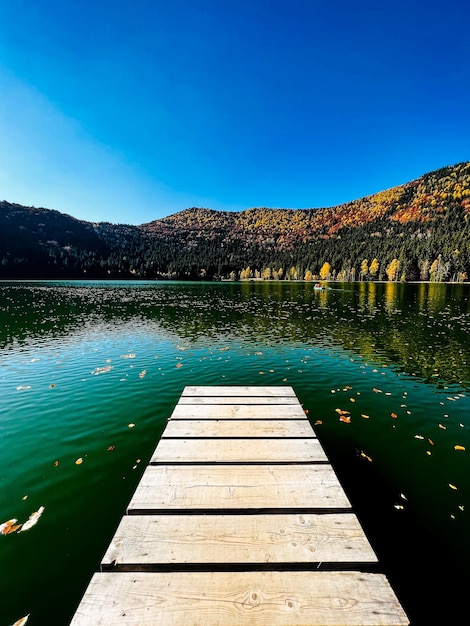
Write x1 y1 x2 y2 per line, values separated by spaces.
150 438 327 464
179 396 299 404
128 464 351 512
169 404 309 420
69 571 409 625
101 513 378 567
182 386 296 397
162 419 315 438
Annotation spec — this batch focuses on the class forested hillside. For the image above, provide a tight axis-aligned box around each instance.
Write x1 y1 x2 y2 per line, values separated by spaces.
1 162 470 281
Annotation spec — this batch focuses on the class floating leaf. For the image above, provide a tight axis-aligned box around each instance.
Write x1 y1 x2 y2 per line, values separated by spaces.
12 615 29 626
349 397 356 403
359 451 372 462
75 457 83 465
138 370 147 378
339 415 351 423
91 366 113 375
107 445 116 451
314 420 322 426
454 445 465 451
54 460 59 467
394 504 404 510
391 412 398 419
128 423 135 428
449 483 458 490
1 518 18 535
414 435 424 440
361 414 369 419
18 506 45 533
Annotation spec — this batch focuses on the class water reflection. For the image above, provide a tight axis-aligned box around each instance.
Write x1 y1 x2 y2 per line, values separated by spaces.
1 281 469 388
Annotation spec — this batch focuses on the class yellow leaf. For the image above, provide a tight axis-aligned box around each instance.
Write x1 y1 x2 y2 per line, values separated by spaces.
438 423 446 430
454 445 465 451
75 457 83 465
361 414 369 419
12 615 29 626
128 423 135 428
449 483 458 490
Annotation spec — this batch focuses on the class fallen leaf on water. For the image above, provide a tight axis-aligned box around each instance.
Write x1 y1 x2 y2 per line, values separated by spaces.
428 439 434 445
414 435 424 440
349 398 356 403
54 460 59 467
373 388 382 393
394 504 404 510
1 518 18 535
91 366 113 375
128 423 135 428
75 457 83 465
454 445 465 451
339 415 351 423
335 408 350 416
18 506 45 533
314 420 322 426
391 413 398 419
138 370 147 378
4 523 22 534
22 495 28 500
107 445 115 451
449 483 458 490
438 423 447 430
12 614 29 626
359 451 372 462
361 414 370 419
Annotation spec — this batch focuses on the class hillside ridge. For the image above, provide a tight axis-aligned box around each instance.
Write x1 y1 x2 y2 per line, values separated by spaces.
1 161 469 281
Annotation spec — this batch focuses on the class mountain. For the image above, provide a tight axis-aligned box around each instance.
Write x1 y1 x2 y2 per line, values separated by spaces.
1 162 470 281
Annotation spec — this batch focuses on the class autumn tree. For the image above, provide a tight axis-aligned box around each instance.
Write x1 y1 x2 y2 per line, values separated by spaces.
369 258 379 279
360 259 368 280
386 258 400 281
319 262 331 280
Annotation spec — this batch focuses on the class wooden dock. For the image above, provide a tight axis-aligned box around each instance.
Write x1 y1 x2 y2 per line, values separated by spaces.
70 386 409 625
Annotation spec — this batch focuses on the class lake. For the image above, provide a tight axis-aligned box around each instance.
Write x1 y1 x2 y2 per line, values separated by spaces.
1 280 469 625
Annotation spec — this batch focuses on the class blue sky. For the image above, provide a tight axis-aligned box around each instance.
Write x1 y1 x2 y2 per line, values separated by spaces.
0 0 469 225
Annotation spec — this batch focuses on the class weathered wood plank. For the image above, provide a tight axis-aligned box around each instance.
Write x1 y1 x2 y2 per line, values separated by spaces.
150 438 327 464
169 403 308 420
101 513 378 568
70 571 409 625
179 396 299 405
128 465 351 512
182 386 296 397
162 419 315 438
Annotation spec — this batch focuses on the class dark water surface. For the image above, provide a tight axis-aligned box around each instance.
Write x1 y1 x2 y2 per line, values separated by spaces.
1 280 469 625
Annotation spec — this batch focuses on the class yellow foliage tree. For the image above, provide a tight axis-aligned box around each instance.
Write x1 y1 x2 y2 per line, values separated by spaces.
319 262 331 280
369 258 379 278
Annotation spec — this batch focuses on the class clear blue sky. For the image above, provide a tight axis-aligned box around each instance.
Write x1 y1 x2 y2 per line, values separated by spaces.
0 0 469 225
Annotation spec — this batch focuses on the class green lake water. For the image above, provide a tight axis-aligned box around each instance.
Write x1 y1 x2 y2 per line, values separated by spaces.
1 280 469 625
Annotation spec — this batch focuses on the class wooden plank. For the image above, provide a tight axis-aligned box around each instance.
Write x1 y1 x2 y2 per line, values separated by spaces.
179 396 299 405
101 513 378 568
150 438 327 464
162 419 316 438
128 465 351 512
182 386 296 397
70 571 409 625
169 403 308 420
